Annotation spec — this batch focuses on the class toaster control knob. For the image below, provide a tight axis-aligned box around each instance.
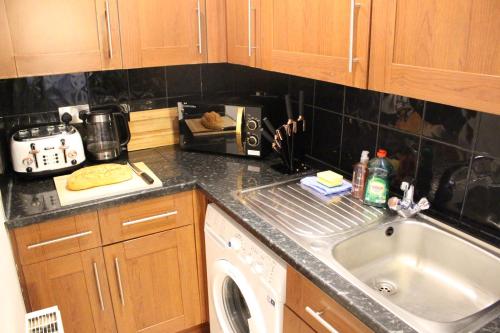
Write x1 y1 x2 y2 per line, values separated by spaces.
247 135 259 147
67 150 78 159
26 167 32 173
22 157 34 166
247 119 259 131
71 159 78 165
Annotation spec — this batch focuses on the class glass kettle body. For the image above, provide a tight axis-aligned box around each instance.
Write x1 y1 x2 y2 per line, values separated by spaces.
81 105 131 161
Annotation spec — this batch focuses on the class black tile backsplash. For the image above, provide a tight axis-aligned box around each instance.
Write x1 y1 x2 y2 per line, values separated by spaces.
0 63 498 245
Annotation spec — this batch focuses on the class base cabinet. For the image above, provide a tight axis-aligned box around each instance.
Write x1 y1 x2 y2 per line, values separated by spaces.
103 226 202 333
14 191 208 333
283 306 315 333
23 248 117 333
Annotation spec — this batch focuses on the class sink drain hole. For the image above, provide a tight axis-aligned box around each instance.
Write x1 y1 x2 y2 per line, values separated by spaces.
374 280 397 296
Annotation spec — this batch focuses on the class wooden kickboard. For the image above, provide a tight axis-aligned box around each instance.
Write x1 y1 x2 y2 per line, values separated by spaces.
54 162 162 206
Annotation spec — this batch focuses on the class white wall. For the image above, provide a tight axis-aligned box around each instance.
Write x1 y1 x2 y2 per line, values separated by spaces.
0 191 26 332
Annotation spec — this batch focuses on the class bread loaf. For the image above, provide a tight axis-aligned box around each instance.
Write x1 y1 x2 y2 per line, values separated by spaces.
67 164 132 191
200 111 223 130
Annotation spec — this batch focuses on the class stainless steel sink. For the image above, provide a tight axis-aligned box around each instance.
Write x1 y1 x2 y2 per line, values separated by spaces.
332 219 500 332
238 179 500 332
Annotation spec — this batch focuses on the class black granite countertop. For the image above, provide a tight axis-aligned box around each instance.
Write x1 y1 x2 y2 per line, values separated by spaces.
1 146 498 333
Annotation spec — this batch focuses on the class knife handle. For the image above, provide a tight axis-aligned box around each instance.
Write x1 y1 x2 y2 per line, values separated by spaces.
262 117 276 134
140 172 155 185
261 129 274 143
285 94 293 120
298 90 304 118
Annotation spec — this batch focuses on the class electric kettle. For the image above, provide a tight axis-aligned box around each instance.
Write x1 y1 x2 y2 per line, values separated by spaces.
81 105 131 161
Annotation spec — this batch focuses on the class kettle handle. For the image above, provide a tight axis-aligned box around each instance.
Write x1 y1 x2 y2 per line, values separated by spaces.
113 111 131 147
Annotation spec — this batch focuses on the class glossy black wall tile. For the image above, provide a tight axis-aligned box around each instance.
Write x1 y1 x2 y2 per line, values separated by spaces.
201 63 236 97
379 94 424 135
166 64 202 102
314 80 344 114
86 70 129 106
344 87 380 122
416 139 471 218
475 113 500 159
311 108 342 167
288 75 315 105
340 117 377 173
423 102 478 149
128 67 166 101
461 155 500 240
377 127 419 193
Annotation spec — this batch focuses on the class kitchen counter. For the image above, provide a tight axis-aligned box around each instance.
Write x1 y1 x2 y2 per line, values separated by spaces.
2 146 498 333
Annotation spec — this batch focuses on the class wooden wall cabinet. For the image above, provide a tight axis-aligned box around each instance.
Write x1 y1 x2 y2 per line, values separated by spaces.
12 191 208 333
226 0 261 67
0 0 16 78
4 0 122 77
369 0 500 115
118 0 207 68
260 0 372 88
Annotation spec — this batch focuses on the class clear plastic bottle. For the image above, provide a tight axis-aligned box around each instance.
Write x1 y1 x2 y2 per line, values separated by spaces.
351 150 369 199
363 149 393 207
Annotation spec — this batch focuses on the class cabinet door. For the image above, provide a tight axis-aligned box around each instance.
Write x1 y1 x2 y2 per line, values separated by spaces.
23 248 117 333
0 0 16 78
283 306 316 333
118 0 206 68
4 0 122 77
226 0 260 67
369 0 500 115
261 0 372 88
103 225 202 333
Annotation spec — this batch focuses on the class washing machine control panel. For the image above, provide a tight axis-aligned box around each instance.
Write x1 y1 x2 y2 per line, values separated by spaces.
206 204 287 299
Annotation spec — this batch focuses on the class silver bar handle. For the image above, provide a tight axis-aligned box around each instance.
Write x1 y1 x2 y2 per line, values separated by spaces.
305 306 339 333
115 258 125 305
27 231 93 249
93 262 105 311
248 0 252 56
348 0 361 73
105 0 113 58
122 210 177 227
196 0 202 54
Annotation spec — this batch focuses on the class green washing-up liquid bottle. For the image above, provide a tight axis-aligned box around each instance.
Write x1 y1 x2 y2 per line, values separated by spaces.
363 149 393 207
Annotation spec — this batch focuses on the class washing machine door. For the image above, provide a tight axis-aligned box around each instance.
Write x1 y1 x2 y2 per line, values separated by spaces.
212 259 267 333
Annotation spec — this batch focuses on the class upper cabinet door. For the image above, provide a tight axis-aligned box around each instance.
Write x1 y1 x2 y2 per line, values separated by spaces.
369 0 500 115
226 0 260 67
4 0 122 77
0 0 16 78
261 0 372 88
119 0 206 69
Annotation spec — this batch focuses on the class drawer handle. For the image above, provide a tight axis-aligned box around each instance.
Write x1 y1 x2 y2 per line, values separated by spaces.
115 258 125 306
305 306 339 333
122 210 177 227
27 231 93 249
93 262 105 311
348 0 361 73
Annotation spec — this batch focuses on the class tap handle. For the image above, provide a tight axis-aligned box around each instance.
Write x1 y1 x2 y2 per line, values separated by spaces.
400 181 410 192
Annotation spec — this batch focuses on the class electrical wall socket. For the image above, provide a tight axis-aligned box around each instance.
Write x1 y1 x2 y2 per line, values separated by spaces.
58 104 90 124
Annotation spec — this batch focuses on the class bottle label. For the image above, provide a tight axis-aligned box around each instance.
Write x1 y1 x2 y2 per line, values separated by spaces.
364 176 388 204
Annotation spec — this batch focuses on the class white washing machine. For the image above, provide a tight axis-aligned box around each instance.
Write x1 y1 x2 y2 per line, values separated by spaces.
205 204 287 333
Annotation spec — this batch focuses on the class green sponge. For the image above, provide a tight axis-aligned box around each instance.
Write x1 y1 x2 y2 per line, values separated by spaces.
317 170 343 187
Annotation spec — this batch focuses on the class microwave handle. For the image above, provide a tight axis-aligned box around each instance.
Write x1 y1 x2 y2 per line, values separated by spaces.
113 112 131 147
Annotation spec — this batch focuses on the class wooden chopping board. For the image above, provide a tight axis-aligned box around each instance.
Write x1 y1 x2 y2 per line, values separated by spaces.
185 116 236 136
54 162 162 206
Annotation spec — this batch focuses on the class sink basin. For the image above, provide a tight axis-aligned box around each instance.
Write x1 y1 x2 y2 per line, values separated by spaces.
332 219 500 332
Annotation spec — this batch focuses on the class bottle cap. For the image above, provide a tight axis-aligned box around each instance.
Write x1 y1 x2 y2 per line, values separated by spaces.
360 150 369 163
377 149 387 158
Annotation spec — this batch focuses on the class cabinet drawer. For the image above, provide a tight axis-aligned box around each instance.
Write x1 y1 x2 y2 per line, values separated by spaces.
286 266 373 333
284 305 315 333
14 212 101 265
99 191 194 244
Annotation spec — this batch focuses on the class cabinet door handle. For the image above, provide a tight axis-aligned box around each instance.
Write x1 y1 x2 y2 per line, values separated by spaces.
348 0 361 73
196 0 202 54
248 0 257 57
114 258 125 305
93 262 105 311
305 306 339 333
105 0 113 58
122 210 177 226
27 231 93 249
